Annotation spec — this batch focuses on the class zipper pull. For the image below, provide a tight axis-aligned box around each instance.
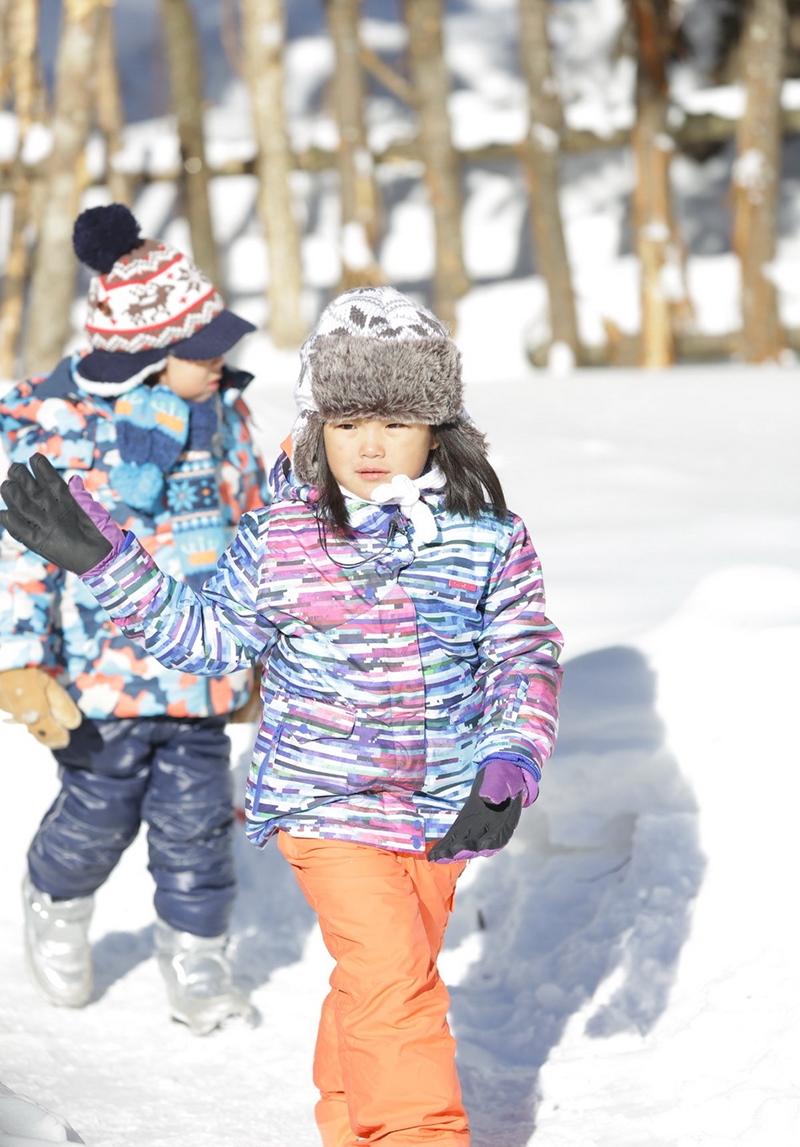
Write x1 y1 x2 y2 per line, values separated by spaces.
387 512 409 543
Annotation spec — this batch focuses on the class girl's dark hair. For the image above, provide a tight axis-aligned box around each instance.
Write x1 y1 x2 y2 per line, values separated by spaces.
314 420 507 535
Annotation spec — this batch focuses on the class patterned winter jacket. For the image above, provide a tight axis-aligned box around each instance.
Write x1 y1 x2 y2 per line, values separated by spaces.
81 461 563 851
0 357 267 719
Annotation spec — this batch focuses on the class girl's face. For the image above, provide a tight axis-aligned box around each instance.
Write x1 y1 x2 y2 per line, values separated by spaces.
159 355 225 402
323 418 436 500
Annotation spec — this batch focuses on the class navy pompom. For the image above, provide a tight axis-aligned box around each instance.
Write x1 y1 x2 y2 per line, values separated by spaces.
72 204 142 273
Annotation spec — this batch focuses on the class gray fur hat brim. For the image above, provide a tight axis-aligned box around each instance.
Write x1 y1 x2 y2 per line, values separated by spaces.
292 410 325 486
309 335 463 423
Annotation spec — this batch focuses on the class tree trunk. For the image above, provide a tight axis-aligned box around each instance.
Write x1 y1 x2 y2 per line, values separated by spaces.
630 0 678 369
23 0 102 375
160 0 219 286
518 0 580 364
325 0 383 290
0 0 12 106
221 0 242 79
732 0 787 362
239 0 305 347
95 3 133 206
402 0 468 329
0 0 42 379
0 178 34 379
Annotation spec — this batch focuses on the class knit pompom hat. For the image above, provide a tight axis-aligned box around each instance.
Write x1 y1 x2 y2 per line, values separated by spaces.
291 286 484 484
72 203 255 397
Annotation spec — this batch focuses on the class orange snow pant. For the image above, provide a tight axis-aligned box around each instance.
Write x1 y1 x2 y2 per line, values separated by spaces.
278 832 469 1147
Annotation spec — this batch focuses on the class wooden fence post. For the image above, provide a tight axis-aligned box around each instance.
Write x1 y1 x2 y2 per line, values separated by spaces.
160 0 220 286
325 0 383 289
732 0 787 362
23 0 103 375
518 0 580 365
0 0 11 105
239 0 305 347
630 0 677 369
402 0 468 329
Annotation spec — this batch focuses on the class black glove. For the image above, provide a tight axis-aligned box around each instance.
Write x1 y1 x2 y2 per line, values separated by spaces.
428 770 523 863
0 453 113 575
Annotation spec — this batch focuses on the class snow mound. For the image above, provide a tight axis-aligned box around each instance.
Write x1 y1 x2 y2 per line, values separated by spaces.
675 565 800 629
0 1083 84 1145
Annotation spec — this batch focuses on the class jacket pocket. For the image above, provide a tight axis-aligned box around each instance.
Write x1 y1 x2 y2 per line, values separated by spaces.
268 694 361 796
503 674 530 726
278 694 357 743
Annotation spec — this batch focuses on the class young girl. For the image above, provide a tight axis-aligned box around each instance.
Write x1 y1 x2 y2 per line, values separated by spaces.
1 286 563 1145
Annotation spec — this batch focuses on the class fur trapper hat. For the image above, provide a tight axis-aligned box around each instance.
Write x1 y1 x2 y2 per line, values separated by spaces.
291 286 482 484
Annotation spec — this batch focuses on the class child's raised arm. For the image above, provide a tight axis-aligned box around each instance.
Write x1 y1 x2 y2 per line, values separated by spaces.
0 452 272 677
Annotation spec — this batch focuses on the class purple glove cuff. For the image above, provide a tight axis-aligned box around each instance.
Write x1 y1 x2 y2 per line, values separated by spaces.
520 771 539 806
68 476 126 565
432 847 504 864
478 758 539 808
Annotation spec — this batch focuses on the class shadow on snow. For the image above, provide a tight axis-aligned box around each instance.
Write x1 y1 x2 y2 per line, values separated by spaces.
448 646 705 1146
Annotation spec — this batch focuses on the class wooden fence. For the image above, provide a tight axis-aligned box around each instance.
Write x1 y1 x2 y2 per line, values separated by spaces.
0 0 795 378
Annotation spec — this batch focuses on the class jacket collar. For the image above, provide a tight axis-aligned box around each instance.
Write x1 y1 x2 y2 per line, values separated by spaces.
29 358 77 401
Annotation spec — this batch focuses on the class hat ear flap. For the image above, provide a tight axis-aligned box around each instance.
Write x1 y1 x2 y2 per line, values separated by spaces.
292 411 324 485
451 414 490 460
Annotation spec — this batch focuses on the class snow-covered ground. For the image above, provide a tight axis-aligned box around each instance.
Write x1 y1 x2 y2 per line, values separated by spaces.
2 365 798 1146
2 1 800 1142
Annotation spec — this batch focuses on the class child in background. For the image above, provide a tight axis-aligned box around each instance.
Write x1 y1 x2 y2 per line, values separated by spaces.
1 286 562 1144
0 204 268 1034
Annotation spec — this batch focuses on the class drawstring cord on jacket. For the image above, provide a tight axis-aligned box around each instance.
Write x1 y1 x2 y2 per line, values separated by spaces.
314 467 445 568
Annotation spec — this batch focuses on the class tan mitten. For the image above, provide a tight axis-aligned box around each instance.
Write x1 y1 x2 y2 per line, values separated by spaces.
0 667 82 749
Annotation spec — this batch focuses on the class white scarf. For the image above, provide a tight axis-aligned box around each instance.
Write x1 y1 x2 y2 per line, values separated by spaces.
342 467 446 551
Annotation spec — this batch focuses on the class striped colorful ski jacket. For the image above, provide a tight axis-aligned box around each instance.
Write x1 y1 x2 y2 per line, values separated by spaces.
0 358 267 719
82 465 563 851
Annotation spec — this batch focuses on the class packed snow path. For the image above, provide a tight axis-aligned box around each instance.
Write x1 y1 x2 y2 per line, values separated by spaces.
1 368 798 1146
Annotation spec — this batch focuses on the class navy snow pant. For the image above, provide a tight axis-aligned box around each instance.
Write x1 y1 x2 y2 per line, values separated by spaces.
28 715 235 937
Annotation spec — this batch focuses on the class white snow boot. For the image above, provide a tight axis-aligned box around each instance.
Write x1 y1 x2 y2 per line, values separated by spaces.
155 918 254 1036
22 875 94 1008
